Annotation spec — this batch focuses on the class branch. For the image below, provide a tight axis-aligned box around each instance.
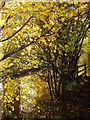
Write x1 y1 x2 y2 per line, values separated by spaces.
12 66 49 78
77 10 90 57
0 16 33 42
0 15 11 32
0 40 34 62
0 30 56 62
1 2 5 8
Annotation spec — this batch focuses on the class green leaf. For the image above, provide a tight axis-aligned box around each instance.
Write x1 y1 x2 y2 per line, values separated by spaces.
14 15 22 20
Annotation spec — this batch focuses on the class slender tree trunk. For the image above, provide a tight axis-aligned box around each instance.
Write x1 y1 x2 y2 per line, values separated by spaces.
88 32 90 76
88 53 90 76
47 72 53 101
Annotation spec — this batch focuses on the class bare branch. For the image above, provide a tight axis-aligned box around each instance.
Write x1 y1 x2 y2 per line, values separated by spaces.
0 16 33 42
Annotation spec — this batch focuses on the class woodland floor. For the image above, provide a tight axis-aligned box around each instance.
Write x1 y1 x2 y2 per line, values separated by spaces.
63 76 90 120
1 77 90 120
31 76 90 120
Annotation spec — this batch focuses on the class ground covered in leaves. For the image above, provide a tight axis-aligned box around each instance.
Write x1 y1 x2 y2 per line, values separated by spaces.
65 76 90 120
26 77 90 120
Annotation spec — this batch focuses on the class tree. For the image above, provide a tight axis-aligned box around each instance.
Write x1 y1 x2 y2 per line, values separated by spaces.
0 1 90 119
87 30 90 76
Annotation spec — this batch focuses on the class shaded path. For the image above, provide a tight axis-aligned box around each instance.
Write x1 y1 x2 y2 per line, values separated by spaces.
65 76 90 119
32 76 90 119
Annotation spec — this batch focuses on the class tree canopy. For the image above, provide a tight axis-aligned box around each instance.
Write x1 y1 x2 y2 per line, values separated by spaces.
0 1 90 119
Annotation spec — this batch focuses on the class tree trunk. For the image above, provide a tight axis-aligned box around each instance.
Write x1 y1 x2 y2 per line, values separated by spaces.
87 31 90 76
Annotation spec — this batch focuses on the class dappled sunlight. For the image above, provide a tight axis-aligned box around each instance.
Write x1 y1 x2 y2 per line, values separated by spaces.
0 1 90 120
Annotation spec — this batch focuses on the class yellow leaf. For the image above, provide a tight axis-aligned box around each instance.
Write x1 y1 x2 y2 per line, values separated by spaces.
61 18 65 22
75 17 78 20
64 4 68 8
4 99 6 103
0 19 5 26
16 96 19 101
12 107 14 111
38 110 40 113
50 19 54 25
54 49 57 53
1 110 4 113
40 16 45 22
